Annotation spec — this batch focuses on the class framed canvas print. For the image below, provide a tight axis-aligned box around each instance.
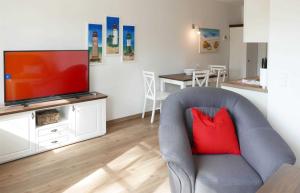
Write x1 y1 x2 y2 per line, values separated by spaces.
199 28 220 53
123 26 135 62
88 24 102 65
106 16 120 55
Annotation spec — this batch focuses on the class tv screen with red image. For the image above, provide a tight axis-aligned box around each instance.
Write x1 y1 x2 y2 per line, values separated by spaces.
4 50 89 105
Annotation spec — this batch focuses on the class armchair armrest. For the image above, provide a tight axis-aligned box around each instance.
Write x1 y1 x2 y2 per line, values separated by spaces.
159 98 195 193
231 95 296 182
240 126 296 182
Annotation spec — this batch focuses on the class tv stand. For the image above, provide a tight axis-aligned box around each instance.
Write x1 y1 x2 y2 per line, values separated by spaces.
73 93 94 99
0 92 108 164
23 103 30 107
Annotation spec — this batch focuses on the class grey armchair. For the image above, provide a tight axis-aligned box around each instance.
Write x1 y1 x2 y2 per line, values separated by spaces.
159 87 296 193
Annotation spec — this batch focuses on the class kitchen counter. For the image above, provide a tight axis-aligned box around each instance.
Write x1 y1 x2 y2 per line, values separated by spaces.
221 78 268 93
221 78 268 117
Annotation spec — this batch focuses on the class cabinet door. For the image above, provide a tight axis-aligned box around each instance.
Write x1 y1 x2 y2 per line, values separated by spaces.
0 112 35 164
246 43 258 78
74 100 106 141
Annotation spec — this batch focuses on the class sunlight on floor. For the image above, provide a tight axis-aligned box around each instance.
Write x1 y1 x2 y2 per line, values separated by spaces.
62 141 170 193
63 168 111 193
153 179 170 193
107 145 144 171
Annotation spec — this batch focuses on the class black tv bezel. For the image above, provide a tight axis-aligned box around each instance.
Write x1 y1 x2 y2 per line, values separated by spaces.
3 50 90 106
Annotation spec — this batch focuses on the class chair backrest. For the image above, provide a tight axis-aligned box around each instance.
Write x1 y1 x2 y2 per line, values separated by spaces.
210 65 227 77
209 65 227 87
209 65 226 72
142 71 156 100
192 70 210 87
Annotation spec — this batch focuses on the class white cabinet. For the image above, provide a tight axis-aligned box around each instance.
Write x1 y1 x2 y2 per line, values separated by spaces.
74 100 106 141
244 0 270 42
0 96 107 164
0 112 35 163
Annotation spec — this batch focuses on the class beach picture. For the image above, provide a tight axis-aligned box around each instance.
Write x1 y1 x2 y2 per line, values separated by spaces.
106 17 120 55
88 24 102 64
123 26 135 61
199 28 220 53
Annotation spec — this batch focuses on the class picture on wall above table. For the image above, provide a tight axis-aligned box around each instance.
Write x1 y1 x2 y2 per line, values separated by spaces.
199 28 220 53
123 25 135 62
106 16 120 55
88 24 102 64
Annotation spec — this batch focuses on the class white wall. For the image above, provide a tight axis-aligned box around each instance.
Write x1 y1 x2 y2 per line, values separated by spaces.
244 0 270 42
0 0 240 120
228 2 244 25
229 27 247 80
268 0 300 164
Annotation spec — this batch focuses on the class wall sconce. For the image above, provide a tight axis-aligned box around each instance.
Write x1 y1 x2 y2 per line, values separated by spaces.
192 24 201 34
223 35 229 41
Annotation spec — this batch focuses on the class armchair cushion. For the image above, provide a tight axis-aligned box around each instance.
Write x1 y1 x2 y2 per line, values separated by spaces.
185 107 220 144
191 108 240 155
194 155 263 193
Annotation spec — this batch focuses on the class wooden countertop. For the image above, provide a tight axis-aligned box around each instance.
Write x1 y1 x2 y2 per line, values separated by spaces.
0 92 108 117
221 79 268 93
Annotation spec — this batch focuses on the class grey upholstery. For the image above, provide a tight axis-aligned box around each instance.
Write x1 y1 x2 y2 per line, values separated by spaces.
194 155 262 193
159 87 296 193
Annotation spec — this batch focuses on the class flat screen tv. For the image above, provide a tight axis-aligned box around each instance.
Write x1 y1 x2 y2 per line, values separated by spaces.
4 50 89 106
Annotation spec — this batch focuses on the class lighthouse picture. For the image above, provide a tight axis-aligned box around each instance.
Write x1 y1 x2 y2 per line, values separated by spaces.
88 24 102 64
123 25 135 61
106 16 120 55
112 24 118 46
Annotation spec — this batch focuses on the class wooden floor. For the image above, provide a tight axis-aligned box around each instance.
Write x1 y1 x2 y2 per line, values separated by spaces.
0 117 170 193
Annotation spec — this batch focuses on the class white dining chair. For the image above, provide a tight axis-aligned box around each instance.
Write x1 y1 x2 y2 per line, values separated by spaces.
192 70 210 87
142 71 169 124
209 65 227 87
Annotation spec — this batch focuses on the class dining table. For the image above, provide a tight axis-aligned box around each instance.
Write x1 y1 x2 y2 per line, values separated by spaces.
159 73 218 92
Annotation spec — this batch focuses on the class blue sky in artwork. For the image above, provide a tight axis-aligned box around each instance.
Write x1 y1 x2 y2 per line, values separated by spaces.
107 17 119 35
200 28 220 38
123 26 135 49
88 24 102 47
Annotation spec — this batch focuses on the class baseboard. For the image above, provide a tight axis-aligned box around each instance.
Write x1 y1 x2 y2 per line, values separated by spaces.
107 110 160 127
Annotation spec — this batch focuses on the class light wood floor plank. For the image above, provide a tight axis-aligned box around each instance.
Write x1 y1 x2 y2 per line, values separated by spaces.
0 117 170 193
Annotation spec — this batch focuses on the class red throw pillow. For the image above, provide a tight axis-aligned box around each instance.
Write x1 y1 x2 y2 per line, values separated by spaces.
191 107 240 155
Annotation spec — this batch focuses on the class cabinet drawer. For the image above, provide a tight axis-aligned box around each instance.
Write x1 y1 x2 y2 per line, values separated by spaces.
38 131 73 143
38 136 70 152
38 124 70 136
